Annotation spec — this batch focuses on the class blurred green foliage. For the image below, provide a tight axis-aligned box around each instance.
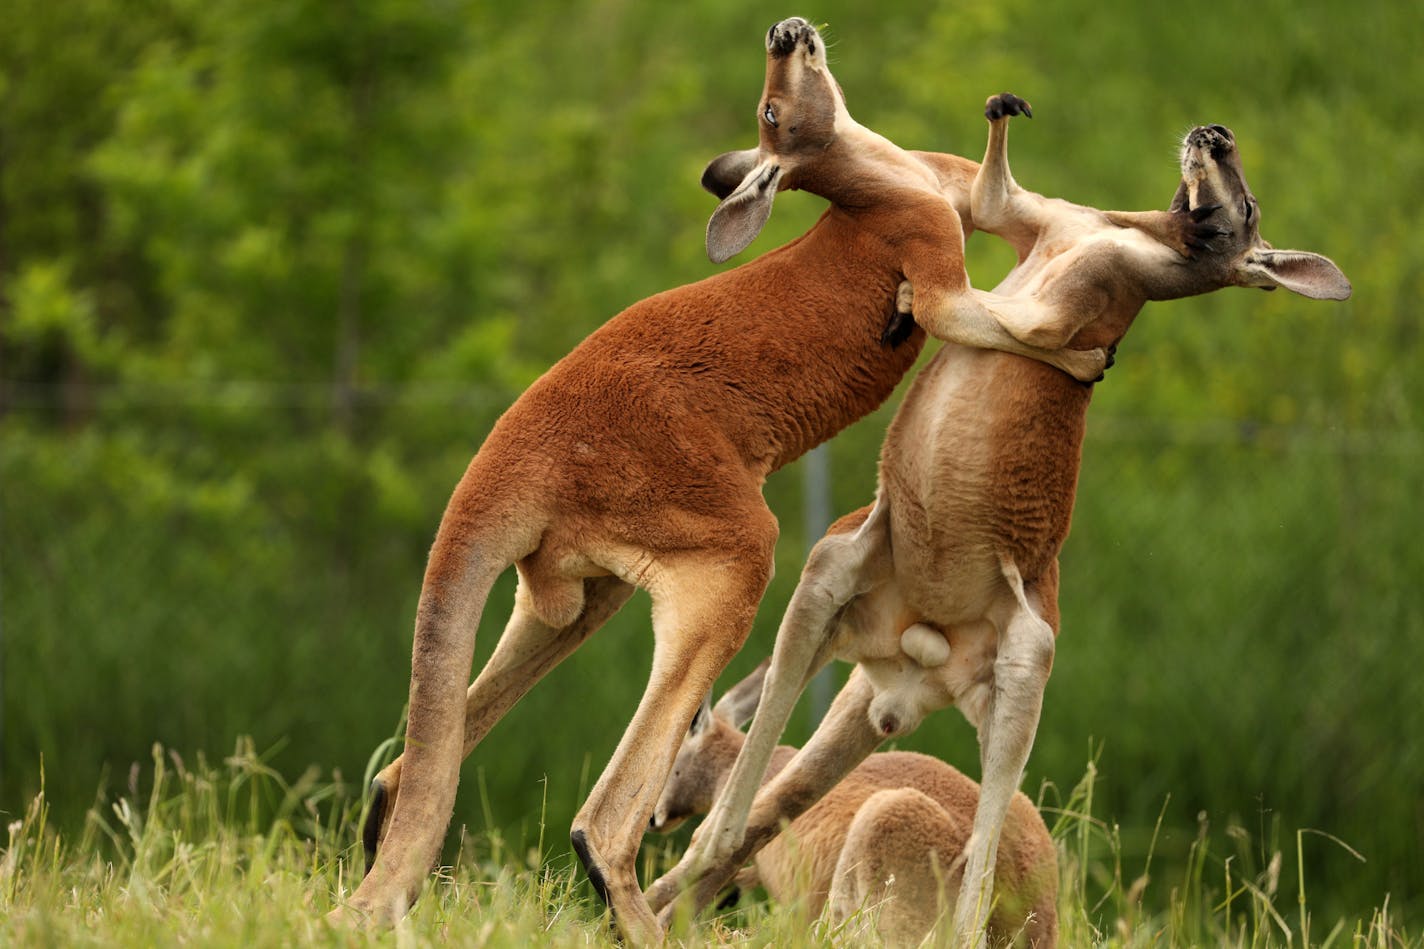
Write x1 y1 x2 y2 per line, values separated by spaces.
2 0 1420 931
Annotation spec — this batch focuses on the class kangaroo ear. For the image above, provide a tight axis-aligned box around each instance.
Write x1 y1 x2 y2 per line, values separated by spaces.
706 161 782 264
1167 179 1190 213
689 690 714 736
713 658 769 730
702 148 760 199
1237 248 1352 301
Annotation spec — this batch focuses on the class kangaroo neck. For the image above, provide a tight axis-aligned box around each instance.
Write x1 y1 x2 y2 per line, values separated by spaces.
788 128 940 211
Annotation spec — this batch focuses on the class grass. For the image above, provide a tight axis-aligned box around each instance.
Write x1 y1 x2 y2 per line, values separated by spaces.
0 740 1414 948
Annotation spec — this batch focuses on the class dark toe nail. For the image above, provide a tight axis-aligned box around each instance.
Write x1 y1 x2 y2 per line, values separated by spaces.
362 779 389 874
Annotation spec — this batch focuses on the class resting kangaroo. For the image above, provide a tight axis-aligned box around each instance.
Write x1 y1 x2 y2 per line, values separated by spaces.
335 22 1106 940
645 95 1351 947
650 661 1058 947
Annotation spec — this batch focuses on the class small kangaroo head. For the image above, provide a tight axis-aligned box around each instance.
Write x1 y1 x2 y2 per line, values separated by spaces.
649 660 768 833
703 18 853 263
1171 125 1351 300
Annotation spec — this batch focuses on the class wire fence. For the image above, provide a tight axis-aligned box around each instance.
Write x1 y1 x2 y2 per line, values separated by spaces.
4 378 1420 456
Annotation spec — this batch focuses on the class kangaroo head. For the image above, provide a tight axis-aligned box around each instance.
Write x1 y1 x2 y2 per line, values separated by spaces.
1172 125 1351 300
649 660 768 833
704 18 854 263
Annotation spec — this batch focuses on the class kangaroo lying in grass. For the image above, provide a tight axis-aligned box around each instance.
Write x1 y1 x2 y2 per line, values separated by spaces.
646 95 1351 947
650 660 1058 947
338 21 1107 940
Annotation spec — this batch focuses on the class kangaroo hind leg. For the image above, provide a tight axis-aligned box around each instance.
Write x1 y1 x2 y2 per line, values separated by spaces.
363 573 634 869
952 560 1055 949
573 527 776 944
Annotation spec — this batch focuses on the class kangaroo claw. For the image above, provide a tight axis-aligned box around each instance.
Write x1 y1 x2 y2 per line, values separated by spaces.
714 887 742 911
985 92 1032 121
362 778 390 874
1087 344 1118 385
1185 223 1231 255
881 308 917 348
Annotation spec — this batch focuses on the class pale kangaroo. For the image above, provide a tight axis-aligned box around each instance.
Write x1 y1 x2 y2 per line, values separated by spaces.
335 20 1108 940
650 660 1058 947
645 95 1351 946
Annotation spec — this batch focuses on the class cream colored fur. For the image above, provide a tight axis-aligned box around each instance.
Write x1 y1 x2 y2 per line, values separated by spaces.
646 95 1349 949
650 663 1058 947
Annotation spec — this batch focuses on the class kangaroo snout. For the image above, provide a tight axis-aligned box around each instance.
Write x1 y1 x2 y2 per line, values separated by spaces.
1178 123 1246 210
1186 124 1236 157
767 17 818 57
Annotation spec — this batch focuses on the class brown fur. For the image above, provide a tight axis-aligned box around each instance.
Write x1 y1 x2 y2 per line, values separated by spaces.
834 784 1055 948
646 96 1349 948
651 665 1057 947
332 23 1108 942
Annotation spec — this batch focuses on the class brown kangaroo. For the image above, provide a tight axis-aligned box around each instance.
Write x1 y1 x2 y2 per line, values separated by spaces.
333 21 1107 940
645 95 1350 947
650 660 1058 947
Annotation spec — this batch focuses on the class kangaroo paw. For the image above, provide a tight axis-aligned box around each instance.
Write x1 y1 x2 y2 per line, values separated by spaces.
985 92 1032 121
1172 205 1231 256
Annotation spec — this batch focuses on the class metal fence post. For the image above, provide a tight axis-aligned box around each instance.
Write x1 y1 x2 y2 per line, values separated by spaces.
803 443 834 724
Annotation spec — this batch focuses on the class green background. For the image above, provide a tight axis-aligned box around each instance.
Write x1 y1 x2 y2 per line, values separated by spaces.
3 0 1419 929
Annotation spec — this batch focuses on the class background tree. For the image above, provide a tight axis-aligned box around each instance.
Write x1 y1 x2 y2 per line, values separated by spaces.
2 0 1419 928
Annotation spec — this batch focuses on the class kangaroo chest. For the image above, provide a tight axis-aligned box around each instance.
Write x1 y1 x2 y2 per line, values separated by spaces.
879 345 1089 619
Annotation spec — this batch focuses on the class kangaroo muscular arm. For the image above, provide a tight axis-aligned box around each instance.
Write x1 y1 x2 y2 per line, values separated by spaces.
970 96 1047 257
899 239 1107 382
1102 208 1233 261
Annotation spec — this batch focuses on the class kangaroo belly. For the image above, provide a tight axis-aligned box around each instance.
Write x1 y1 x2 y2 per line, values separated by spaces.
882 344 1089 597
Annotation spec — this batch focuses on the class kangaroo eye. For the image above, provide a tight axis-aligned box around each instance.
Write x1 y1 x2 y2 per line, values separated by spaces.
1244 200 1254 222
763 105 779 128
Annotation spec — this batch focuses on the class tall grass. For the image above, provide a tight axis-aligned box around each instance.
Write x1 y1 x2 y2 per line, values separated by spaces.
8 401 1422 930
0 742 1412 947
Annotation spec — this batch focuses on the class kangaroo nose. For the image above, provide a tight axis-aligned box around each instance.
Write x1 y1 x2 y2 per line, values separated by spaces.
1188 125 1234 152
767 18 815 56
